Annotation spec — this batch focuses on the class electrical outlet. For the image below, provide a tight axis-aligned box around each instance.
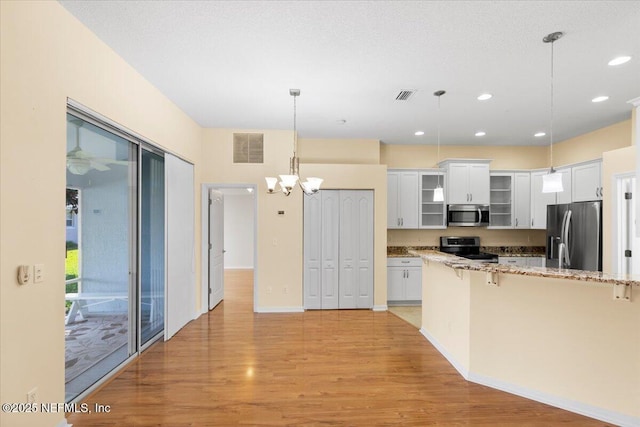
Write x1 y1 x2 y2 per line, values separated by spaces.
34 264 44 283
27 387 37 404
283 287 288 294
272 238 277 246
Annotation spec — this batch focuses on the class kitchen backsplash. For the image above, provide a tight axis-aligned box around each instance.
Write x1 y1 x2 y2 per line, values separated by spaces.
387 245 545 256
387 228 546 247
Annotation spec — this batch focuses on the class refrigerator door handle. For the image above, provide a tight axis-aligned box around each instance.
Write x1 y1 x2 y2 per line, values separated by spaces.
563 210 572 267
548 235 554 259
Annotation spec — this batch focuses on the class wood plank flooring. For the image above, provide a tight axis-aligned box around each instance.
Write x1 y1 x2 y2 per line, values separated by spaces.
68 270 609 426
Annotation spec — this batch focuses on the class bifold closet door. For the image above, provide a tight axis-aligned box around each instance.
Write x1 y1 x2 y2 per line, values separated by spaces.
339 191 374 309
303 190 373 310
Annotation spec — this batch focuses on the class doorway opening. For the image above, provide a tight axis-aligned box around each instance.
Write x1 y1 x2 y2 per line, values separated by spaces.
201 184 257 313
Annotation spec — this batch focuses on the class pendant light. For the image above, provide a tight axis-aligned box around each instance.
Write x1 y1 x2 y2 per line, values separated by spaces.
433 90 446 202
542 31 564 193
265 89 323 196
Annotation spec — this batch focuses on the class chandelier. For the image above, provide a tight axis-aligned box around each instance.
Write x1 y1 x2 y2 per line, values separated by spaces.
265 89 323 196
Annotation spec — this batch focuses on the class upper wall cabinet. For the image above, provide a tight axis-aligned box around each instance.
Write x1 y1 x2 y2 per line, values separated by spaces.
419 171 446 229
488 172 514 228
387 170 419 229
530 170 558 229
572 160 602 202
513 172 531 229
555 167 573 204
440 160 491 205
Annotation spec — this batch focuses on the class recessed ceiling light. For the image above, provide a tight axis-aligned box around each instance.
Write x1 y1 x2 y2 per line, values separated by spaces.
592 96 609 103
534 132 546 137
608 56 631 66
414 131 425 136
477 93 493 101
475 131 486 137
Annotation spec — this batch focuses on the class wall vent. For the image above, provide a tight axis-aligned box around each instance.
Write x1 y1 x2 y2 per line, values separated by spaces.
233 133 264 163
395 90 416 101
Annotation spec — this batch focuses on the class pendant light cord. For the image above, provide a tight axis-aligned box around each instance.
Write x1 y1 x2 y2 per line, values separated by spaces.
293 93 297 158
550 39 554 172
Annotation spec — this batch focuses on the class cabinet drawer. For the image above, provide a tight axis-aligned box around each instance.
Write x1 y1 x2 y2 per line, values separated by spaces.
387 257 422 267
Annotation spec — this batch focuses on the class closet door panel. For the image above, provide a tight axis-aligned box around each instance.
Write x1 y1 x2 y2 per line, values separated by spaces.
356 191 374 308
321 190 340 309
339 191 357 308
303 193 322 309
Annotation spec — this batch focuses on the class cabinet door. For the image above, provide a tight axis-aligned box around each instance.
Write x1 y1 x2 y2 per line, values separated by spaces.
499 257 528 267
555 168 572 204
387 267 405 301
399 172 419 228
420 172 446 228
447 163 470 204
387 173 400 228
404 267 422 301
514 173 531 229
531 171 557 229
468 163 490 204
572 162 602 202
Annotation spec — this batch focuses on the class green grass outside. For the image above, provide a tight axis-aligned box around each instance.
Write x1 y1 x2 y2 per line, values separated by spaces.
65 246 78 313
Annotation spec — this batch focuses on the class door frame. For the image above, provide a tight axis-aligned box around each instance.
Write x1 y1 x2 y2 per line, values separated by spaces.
200 183 258 313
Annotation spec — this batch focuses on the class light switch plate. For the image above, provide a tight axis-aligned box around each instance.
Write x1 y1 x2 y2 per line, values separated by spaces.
34 264 44 283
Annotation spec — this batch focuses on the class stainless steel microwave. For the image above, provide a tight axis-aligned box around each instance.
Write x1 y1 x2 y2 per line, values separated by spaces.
447 204 490 227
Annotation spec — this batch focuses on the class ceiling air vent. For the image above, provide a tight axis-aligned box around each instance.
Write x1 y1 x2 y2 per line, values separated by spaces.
395 90 416 101
233 133 264 163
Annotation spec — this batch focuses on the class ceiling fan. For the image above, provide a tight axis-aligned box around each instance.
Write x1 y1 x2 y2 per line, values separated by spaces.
67 118 128 175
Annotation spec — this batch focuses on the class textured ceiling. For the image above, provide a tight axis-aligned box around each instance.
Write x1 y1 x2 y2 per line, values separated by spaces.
59 0 640 146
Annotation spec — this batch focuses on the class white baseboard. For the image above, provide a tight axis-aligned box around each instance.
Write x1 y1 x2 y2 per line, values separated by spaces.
419 328 469 379
419 328 637 427
468 372 640 427
255 306 304 313
373 304 388 311
55 419 71 427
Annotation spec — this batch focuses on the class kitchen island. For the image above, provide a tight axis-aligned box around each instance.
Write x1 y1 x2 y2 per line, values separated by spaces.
409 249 639 427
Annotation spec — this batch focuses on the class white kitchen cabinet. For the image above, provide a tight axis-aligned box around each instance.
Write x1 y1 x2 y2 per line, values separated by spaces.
555 167 572 204
572 161 602 202
489 173 514 228
387 171 419 229
440 160 491 205
419 171 446 229
530 170 558 229
387 257 422 303
514 172 531 229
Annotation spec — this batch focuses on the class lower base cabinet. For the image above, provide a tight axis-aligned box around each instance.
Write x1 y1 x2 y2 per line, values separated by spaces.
387 257 422 304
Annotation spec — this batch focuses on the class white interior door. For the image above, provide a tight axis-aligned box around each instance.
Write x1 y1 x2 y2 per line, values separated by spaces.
208 189 224 310
303 192 322 309
321 190 340 309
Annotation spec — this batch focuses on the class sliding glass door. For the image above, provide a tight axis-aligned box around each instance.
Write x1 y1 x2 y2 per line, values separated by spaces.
65 113 137 402
65 111 167 401
140 149 165 346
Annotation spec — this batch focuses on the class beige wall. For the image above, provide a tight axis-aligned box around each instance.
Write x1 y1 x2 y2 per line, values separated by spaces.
0 3 202 426
552 120 632 166
421 261 639 423
202 131 388 308
299 138 380 164
469 271 639 421
381 145 549 170
602 146 636 273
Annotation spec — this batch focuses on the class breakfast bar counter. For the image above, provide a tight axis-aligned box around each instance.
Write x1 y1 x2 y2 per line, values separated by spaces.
408 249 640 426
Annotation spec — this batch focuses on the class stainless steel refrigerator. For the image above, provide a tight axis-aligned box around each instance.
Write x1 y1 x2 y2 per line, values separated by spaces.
546 201 602 271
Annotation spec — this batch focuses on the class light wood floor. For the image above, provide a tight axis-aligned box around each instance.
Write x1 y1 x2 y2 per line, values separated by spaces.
68 270 608 426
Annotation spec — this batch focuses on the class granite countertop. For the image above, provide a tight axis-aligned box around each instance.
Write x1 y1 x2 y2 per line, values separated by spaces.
408 249 640 287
